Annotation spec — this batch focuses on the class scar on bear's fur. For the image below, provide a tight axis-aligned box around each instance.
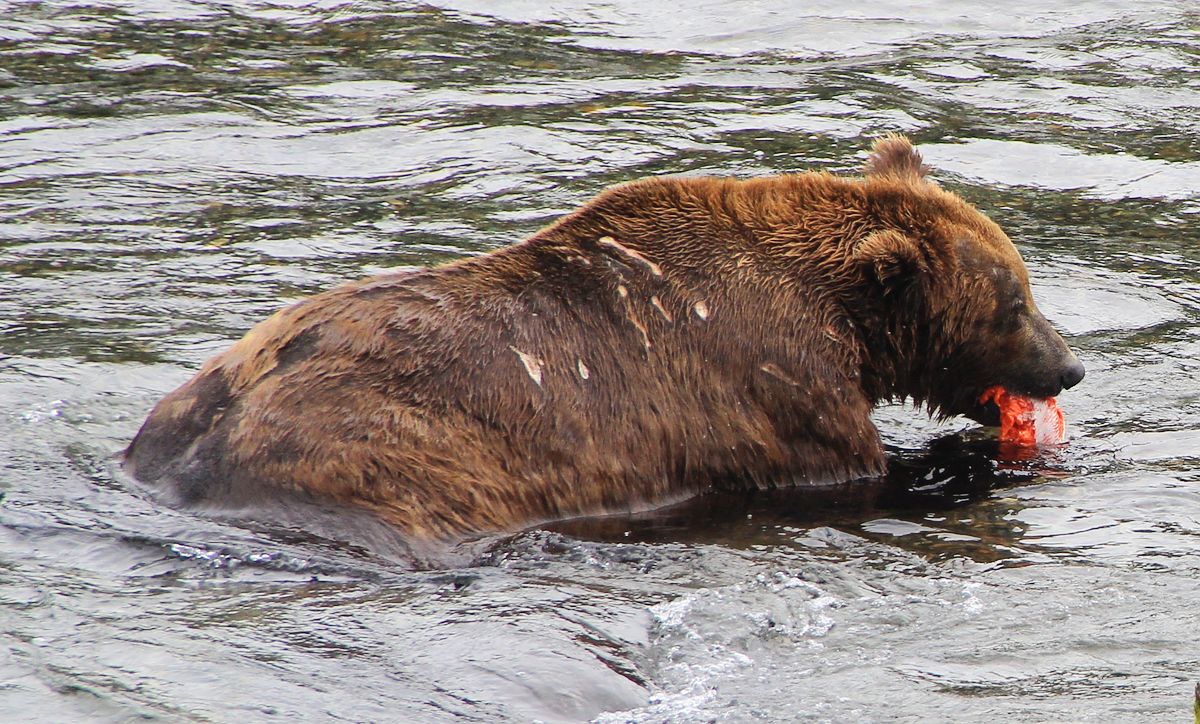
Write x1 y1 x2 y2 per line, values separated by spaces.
125 135 1084 542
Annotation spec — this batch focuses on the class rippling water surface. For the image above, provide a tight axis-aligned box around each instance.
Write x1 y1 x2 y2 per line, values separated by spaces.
3 1 1199 721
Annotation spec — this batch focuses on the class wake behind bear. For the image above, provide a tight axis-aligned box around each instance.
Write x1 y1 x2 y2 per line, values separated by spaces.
125 136 1084 541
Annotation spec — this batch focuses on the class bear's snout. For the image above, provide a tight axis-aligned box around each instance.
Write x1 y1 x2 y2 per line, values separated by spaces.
1036 316 1084 397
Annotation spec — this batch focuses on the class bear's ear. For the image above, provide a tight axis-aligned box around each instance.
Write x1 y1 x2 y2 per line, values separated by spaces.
853 229 925 289
865 134 929 182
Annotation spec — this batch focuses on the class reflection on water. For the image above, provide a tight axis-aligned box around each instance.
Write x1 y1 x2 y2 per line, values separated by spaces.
2 1 1200 721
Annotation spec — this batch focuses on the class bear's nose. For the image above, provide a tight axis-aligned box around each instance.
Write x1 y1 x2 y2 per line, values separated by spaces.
1060 358 1086 390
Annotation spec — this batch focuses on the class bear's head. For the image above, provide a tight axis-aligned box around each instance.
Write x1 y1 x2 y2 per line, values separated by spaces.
853 135 1084 425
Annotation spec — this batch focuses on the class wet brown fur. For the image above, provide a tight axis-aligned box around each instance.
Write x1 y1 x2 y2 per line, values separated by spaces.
125 136 1080 540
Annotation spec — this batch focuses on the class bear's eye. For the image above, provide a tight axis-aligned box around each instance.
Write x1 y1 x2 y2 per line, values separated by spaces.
992 295 1026 332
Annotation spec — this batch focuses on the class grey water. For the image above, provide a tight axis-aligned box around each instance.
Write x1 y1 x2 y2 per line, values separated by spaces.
2 1 1199 721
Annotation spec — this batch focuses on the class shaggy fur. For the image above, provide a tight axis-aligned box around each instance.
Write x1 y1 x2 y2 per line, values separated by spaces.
125 135 1083 539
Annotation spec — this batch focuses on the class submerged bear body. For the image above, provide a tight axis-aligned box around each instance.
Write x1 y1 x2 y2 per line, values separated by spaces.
125 137 1084 539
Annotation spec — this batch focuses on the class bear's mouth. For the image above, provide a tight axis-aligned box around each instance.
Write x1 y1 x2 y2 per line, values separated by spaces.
963 387 1062 428
964 396 1001 427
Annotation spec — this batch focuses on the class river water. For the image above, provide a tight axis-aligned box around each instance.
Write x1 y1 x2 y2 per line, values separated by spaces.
2 1 1199 721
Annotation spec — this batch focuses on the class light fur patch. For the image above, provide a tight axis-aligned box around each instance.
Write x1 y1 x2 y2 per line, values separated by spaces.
760 363 800 387
692 300 709 320
823 325 845 344
650 295 672 322
510 347 544 387
630 315 651 351
598 236 663 277
577 358 590 380
164 395 198 419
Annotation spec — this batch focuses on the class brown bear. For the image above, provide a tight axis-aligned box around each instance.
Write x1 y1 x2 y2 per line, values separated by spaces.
124 135 1084 541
